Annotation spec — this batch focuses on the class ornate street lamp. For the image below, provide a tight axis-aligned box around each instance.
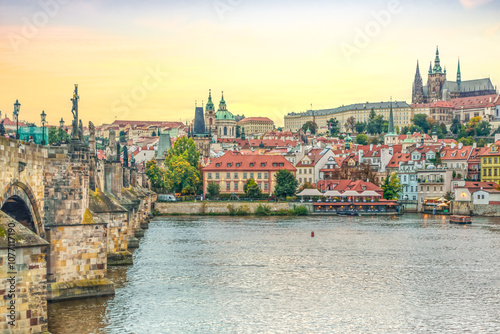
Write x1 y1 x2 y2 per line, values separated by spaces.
41 110 47 145
58 118 65 145
59 117 64 128
13 99 20 139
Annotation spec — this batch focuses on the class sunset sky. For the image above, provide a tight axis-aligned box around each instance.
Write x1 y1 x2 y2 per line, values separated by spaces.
1 0 499 127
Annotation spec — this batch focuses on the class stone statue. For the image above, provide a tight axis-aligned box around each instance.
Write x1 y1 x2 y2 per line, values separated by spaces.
70 84 79 140
89 121 95 138
0 120 5 137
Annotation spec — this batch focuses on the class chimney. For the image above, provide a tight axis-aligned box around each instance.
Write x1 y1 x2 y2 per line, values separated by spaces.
370 144 373 151
458 142 463 149
472 142 477 148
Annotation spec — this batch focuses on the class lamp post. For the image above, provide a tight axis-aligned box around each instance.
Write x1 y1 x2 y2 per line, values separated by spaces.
41 110 46 145
13 99 20 139
59 118 64 128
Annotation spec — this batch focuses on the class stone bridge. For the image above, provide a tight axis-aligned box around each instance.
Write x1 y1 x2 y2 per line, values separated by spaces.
0 136 156 333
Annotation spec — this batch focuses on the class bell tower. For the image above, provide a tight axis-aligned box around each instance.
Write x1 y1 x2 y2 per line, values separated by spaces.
205 89 215 133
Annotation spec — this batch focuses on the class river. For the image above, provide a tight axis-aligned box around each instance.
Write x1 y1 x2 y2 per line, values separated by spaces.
48 214 500 333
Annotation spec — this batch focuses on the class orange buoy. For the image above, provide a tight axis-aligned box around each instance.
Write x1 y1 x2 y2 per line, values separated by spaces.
311 231 315 237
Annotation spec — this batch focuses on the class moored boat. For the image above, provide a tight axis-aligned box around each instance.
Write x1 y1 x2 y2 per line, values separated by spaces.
449 215 472 224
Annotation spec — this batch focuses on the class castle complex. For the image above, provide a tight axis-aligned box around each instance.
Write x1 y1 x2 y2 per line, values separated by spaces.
412 47 496 103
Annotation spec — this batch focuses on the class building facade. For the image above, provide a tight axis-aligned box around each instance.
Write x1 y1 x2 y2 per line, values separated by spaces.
237 117 274 136
202 152 296 195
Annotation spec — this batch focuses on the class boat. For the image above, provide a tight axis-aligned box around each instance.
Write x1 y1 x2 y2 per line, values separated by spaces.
337 211 359 216
449 215 472 224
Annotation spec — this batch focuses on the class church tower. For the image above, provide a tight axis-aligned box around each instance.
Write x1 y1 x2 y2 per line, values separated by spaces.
412 60 425 104
205 89 215 133
384 99 398 146
426 46 447 102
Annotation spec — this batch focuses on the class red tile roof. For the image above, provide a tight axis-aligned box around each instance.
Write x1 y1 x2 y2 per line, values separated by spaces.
296 149 326 167
316 180 382 194
386 153 411 168
439 146 472 160
450 94 499 110
1 117 27 127
203 151 296 172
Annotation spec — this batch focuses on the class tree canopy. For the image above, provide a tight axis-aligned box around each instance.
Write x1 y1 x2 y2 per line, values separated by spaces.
145 160 165 192
207 182 220 199
165 136 200 170
273 169 298 199
302 121 318 134
411 114 430 133
381 173 403 200
356 133 368 145
327 118 340 136
164 155 201 195
244 178 261 199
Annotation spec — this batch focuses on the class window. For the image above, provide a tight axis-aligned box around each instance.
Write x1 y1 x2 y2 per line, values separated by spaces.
208 173 212 179
258 183 261 189
216 173 219 179
234 173 238 179
227 173 230 179
261 163 266 167
495 169 498 176
243 173 247 179
250 163 255 167
226 183 231 191
234 183 238 191
279 163 284 167
227 163 232 167
273 163 277 167
299 178 302 183
264 183 268 190
299 169 302 174
250 173 254 179
496 158 498 164
258 173 261 179
309 169 312 174
264 173 268 179
489 169 492 176
216 163 221 167
484 169 487 176
236 163 241 167
489 158 492 164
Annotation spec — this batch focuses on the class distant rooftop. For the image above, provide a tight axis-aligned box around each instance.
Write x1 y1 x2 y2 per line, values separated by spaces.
286 101 410 117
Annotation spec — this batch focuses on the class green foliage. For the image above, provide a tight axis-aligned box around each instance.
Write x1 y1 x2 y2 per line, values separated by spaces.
327 118 340 136
119 130 126 142
439 123 448 137
48 126 70 145
165 136 200 170
297 182 316 193
368 136 380 145
381 173 403 200
458 136 474 146
356 133 368 145
475 120 491 137
164 155 201 195
450 117 461 135
444 191 454 201
254 204 271 216
145 160 165 192
293 205 309 216
244 178 262 199
355 121 366 134
207 182 220 199
412 114 430 133
274 169 298 199
302 121 318 134
478 138 486 147
228 204 250 216
276 209 294 216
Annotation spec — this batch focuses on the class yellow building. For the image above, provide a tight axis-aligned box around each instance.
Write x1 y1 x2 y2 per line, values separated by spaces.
284 101 414 133
237 117 274 135
480 144 500 184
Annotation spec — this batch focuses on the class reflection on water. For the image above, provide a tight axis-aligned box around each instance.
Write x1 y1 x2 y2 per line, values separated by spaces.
48 214 500 333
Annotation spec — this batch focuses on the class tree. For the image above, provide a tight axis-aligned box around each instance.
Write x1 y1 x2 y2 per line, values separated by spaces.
145 160 165 192
244 178 261 199
165 136 200 170
122 146 129 167
367 115 385 135
439 123 447 137
368 136 380 145
119 130 126 142
427 117 437 129
302 121 318 134
297 181 316 193
327 118 340 136
345 116 356 133
207 182 220 199
48 126 58 145
478 138 486 147
412 114 430 133
368 108 376 121
381 173 403 200
355 121 366 134
152 130 157 137
164 155 201 194
475 121 491 137
273 169 298 199
458 136 474 146
235 125 241 138
356 134 368 145
450 117 461 135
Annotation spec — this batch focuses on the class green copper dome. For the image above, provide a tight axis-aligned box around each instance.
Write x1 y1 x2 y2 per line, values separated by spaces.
215 110 235 120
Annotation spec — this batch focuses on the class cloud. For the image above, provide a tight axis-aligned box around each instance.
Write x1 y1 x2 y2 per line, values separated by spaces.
460 0 493 8
485 23 500 36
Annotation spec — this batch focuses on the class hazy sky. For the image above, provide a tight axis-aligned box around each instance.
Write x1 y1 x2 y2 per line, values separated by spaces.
1 0 499 126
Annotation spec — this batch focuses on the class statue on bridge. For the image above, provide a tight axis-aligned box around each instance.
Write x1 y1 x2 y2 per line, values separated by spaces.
0 120 5 137
70 84 84 143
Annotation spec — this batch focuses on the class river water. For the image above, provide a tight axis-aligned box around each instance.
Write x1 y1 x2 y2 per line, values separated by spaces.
48 214 500 333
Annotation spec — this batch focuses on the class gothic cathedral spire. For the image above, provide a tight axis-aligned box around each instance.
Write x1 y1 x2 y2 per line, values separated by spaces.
457 58 461 86
412 60 425 104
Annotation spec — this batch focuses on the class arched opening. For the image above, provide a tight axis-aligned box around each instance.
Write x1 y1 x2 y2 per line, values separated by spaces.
1 195 37 233
224 127 227 136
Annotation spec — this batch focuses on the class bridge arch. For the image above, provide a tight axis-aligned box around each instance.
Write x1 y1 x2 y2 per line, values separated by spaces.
1 181 45 238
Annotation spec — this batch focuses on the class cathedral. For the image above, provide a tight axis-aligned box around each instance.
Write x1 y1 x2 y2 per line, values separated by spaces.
204 90 236 139
412 47 496 104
